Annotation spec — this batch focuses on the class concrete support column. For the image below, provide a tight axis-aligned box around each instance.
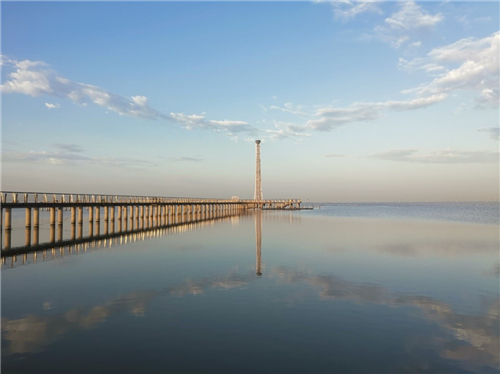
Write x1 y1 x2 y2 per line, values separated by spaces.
140 206 144 229
25 208 31 247
89 206 94 237
129 206 134 230
95 207 101 236
110 206 115 234
34 208 40 228
33 208 40 245
78 207 83 239
49 207 56 243
135 206 139 229
104 206 109 235
117 205 122 232
123 206 128 231
144 206 149 229
50 207 56 226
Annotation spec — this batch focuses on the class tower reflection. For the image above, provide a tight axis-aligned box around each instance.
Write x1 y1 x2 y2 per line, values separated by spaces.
255 209 262 276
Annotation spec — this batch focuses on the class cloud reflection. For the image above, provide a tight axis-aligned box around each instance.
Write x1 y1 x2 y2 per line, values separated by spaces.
272 266 499 371
3 266 498 371
2 272 254 355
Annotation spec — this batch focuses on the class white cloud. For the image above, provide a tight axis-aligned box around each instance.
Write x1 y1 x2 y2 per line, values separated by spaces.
478 127 500 141
384 1 442 30
269 102 309 116
1 58 166 120
321 0 382 22
169 112 259 138
263 121 310 141
372 1 443 48
404 32 500 108
1 56 282 141
372 148 499 164
45 102 60 109
131 95 148 106
307 94 446 131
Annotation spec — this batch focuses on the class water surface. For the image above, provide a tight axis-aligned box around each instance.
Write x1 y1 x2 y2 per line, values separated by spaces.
2 203 499 373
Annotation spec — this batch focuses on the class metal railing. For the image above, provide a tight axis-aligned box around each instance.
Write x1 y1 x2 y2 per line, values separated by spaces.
0 191 301 205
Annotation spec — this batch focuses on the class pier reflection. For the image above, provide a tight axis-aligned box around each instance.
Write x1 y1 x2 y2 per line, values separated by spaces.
1 211 248 268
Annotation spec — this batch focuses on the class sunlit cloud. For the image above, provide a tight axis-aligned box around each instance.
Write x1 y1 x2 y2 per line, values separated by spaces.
402 32 500 109
1 58 167 120
263 121 310 141
45 102 60 109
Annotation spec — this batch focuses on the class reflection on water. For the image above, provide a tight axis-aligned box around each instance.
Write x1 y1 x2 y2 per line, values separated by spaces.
256 209 262 276
2 270 257 355
2 205 499 373
271 267 499 371
2 214 244 269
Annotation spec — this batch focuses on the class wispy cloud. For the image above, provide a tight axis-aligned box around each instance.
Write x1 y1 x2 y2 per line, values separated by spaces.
3 145 156 168
370 1 443 48
52 143 85 153
319 0 382 22
166 156 204 162
263 121 310 141
45 102 60 109
169 112 259 138
478 127 500 141
306 31 498 132
307 94 446 131
269 102 309 116
371 148 499 164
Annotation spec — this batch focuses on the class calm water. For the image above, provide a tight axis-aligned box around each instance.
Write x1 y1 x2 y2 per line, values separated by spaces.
2 203 499 373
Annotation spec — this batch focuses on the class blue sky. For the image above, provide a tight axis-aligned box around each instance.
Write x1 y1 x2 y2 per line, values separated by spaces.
1 1 499 201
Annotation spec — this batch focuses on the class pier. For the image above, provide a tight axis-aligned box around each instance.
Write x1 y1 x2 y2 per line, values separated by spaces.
0 191 303 252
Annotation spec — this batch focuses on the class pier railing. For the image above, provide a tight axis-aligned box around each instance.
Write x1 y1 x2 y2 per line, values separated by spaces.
0 191 301 206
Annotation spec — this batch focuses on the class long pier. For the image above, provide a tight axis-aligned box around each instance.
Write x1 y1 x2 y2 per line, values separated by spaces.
0 191 302 251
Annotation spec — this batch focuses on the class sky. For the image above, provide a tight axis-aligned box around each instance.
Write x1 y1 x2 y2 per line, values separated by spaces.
1 1 499 202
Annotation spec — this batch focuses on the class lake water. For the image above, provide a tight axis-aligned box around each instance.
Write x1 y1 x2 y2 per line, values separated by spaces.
2 203 499 373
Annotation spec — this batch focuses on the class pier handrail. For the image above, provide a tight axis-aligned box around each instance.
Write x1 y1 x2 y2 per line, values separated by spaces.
0 191 302 205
